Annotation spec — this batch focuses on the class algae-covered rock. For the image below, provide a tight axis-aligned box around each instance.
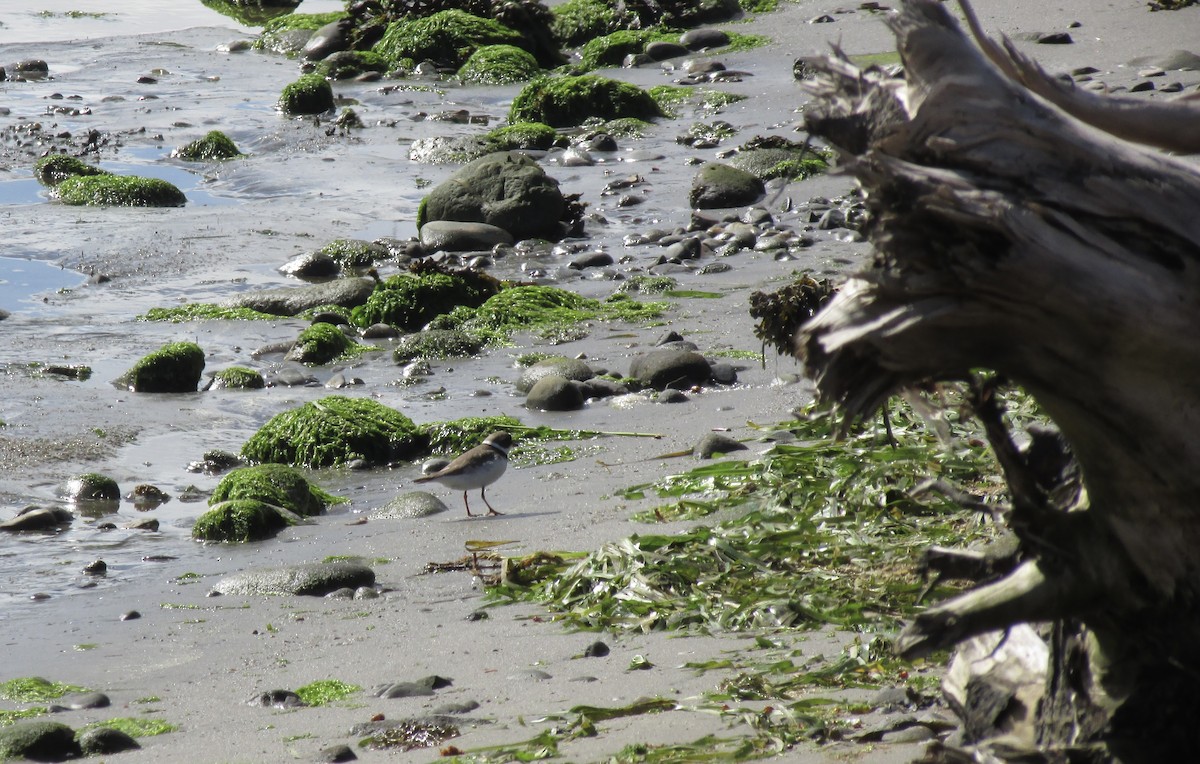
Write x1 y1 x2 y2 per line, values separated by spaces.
417 151 567 241
458 44 539 84
210 463 340 516
285 322 354 364
255 11 345 54
65 473 120 501
173 130 244 161
222 277 377 316
392 329 484 363
206 0 304 28
509 74 664 128
577 28 677 71
315 50 388 79
353 269 500 330
211 561 375 596
484 122 565 151
689 162 766 209
279 73 335 115
372 10 525 70
728 137 829 181
77 726 140 756
115 341 205 393
33 154 109 186
192 499 301 542
206 366 266 390
317 238 390 268
55 174 186 207
241 395 428 468
551 0 618 48
0 721 81 761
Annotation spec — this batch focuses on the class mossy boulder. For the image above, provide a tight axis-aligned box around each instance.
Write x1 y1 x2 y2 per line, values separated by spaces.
210 463 339 516
417 151 568 240
206 0 305 28
728 137 830 181
509 74 664 128
353 270 500 331
207 366 266 390
285 322 353 364
115 341 206 392
54 175 186 207
254 11 345 54
192 499 302 543
0 721 81 761
241 395 428 468
173 130 244 161
33 154 108 186
65 473 120 501
373 10 525 70
77 726 140 756
317 238 389 268
392 329 484 363
315 50 389 80
458 44 540 84
279 73 335 115
689 162 766 209
551 0 618 48
485 122 565 151
577 29 677 71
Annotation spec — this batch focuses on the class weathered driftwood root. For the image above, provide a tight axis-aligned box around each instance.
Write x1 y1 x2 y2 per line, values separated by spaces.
796 0 1200 756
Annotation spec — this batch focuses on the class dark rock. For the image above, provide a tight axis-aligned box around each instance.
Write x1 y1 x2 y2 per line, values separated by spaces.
525 375 586 411
579 377 630 399
680 28 730 50
362 323 400 339
630 349 712 390
78 725 140 755
569 251 614 269
516 357 595 393
213 562 375 597
693 433 748 459
1037 32 1073 44
279 252 340 279
645 41 690 61
689 162 765 209
419 220 514 252
83 560 107 575
420 152 568 241
57 692 110 710
392 329 483 363
317 743 357 762
120 610 140 621
709 362 738 384
466 609 489 621
657 389 689 403
0 721 81 761
583 641 610 657
0 506 73 532
223 277 376 316
303 18 354 61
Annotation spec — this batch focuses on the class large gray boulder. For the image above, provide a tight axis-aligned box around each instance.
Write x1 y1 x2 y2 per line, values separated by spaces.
629 349 713 390
212 561 375 596
419 152 567 241
689 162 766 209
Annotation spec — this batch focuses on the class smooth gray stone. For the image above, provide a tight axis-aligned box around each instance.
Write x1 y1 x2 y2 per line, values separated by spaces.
419 220 513 252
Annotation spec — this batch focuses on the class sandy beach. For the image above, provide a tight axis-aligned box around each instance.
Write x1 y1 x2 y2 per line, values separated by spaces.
1 0 1197 761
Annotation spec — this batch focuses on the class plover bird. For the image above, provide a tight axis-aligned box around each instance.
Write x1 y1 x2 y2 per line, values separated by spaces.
413 431 511 517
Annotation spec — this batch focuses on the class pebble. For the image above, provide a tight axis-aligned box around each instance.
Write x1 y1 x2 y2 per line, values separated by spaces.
120 610 140 621
316 743 357 762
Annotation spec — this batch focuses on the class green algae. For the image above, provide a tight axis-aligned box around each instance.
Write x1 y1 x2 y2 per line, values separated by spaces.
458 44 540 84
617 275 678 294
576 28 679 71
241 395 427 468
55 174 186 207
510 75 665 128
279 74 334 115
373 10 524 70
210 463 343 516
315 50 389 80
173 130 243 161
391 330 483 363
81 717 177 737
649 85 747 116
551 0 617 47
33 155 108 186
417 415 523 456
208 366 266 390
0 708 46 727
192 499 299 543
484 122 566 151
139 303 284 322
317 238 387 268
0 678 86 703
65 472 119 501
115 341 205 393
289 323 378 365
352 270 500 331
295 679 360 706
254 11 345 53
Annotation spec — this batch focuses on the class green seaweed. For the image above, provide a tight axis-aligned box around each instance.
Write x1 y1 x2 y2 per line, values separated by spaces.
254 11 346 53
139 303 285 322
295 679 360 706
0 678 86 703
373 10 524 70
576 28 678 72
192 499 299 543
209 366 266 390
0 708 46 727
80 717 177 737
210 463 343 516
279 74 334 115
55 174 186 207
458 44 540 84
551 0 617 47
510 75 665 128
315 50 389 80
115 341 205 393
352 270 500 330
289 322 377 364
317 238 387 268
33 155 108 186
484 122 566 152
416 415 523 455
173 130 244 161
240 395 427 468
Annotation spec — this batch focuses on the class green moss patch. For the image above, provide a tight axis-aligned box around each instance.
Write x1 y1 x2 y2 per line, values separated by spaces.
510 75 665 128
174 130 243 161
279 74 334 115
552 0 617 47
295 679 361 706
115 341 205 393
139 303 283 322
484 122 565 151
210 463 343 516
577 28 678 72
192 499 299 543
241 395 427 468
33 155 108 186
54 174 186 207
80 717 177 737
352 269 501 331
315 50 389 80
0 678 86 703
318 238 388 268
288 323 377 365
458 44 540 84
373 10 524 70
254 11 346 53
208 366 266 390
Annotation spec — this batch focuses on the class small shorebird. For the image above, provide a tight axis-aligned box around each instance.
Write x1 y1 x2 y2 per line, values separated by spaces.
414 431 512 517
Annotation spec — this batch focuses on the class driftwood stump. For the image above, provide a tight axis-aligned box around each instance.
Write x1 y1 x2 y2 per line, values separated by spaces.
796 1 1200 759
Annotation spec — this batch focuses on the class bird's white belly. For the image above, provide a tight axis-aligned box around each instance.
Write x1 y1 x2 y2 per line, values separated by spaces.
437 457 506 490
